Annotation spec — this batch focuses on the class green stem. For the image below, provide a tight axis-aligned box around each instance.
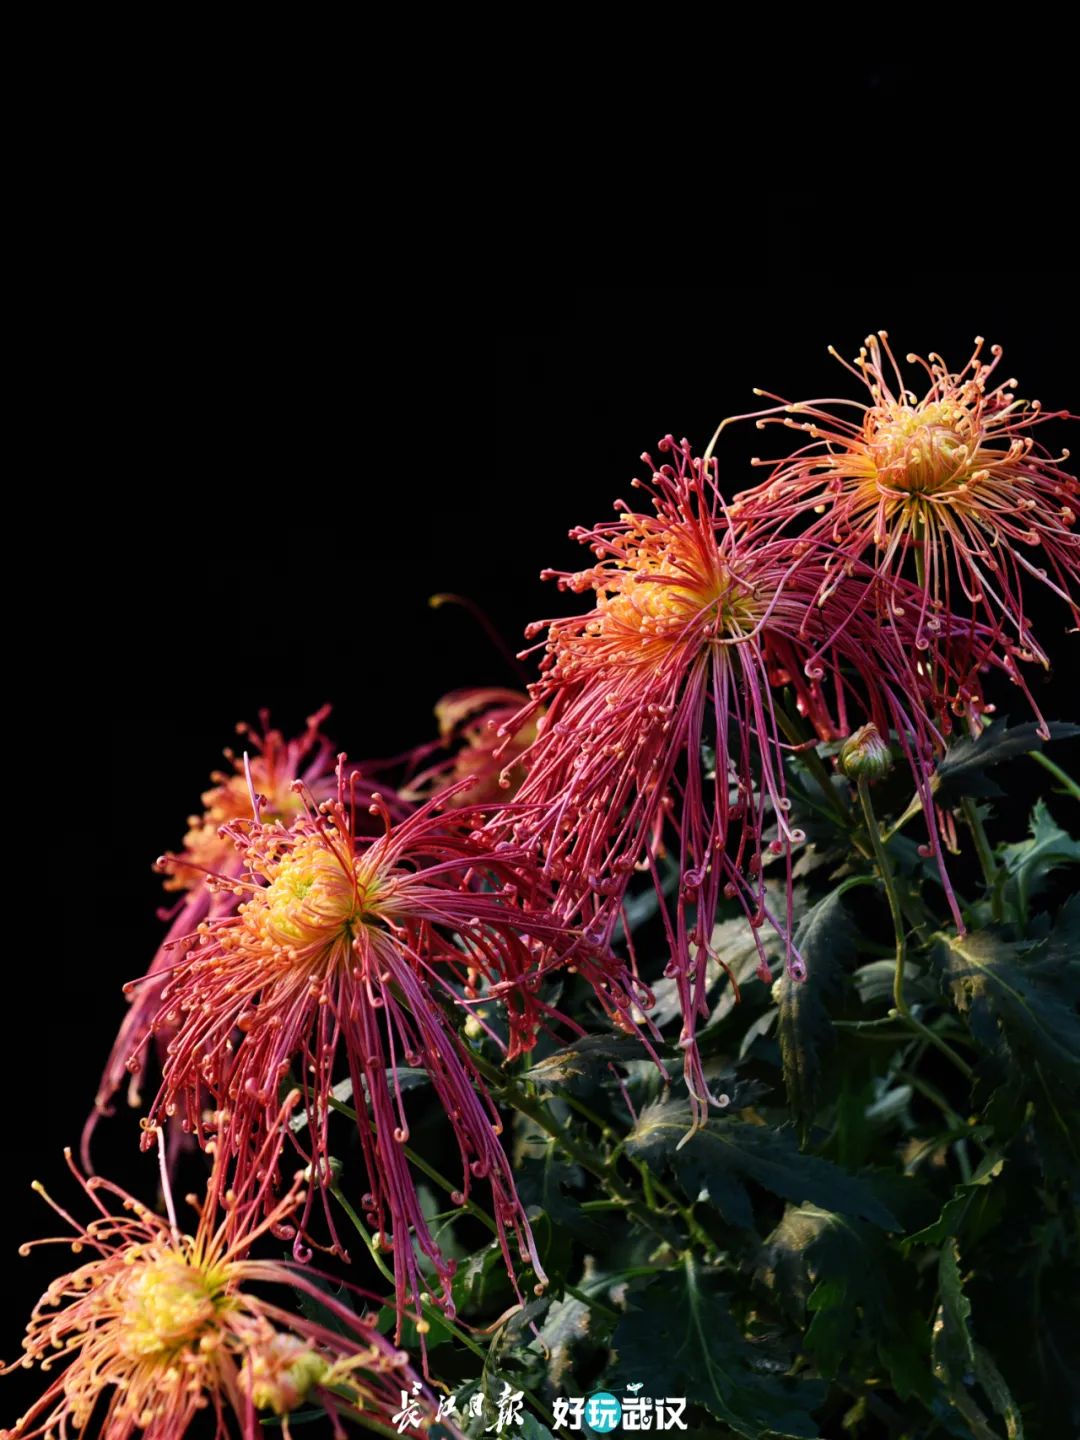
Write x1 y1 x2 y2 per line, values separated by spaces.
857 777 974 1082
857 776 909 1019
469 1052 675 1247
330 1186 555 1425
1031 749 1080 801
329 1095 498 1237
961 797 1004 923
559 1091 713 1249
564 1282 620 1322
776 707 852 825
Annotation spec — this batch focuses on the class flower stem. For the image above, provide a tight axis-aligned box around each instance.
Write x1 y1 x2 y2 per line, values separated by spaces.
961 797 1004 923
469 1052 676 1247
1031 749 1080 801
857 776 973 1081
328 1094 498 1237
329 1185 555 1425
559 1092 713 1249
775 707 852 825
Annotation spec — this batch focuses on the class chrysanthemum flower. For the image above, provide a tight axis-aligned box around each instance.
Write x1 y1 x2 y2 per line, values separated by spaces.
140 763 592 1338
4 1103 433 1440
495 436 960 1119
84 709 337 1169
725 333 1078 735
401 688 539 806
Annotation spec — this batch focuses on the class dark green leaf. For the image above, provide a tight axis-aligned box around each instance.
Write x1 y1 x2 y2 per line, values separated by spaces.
626 1101 900 1230
905 1152 1007 1249
290 1267 358 1338
537 1291 591 1387
375 1302 453 1351
610 1258 825 1438
522 1033 659 1086
709 882 812 1026
932 1242 1025 1440
452 1240 514 1314
775 888 855 1135
517 1136 606 1247
1000 800 1080 926
934 927 1080 1091
761 1204 933 1402
935 719 1080 801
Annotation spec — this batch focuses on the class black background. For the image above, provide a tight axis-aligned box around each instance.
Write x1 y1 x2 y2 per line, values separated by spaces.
8 277 1077 1429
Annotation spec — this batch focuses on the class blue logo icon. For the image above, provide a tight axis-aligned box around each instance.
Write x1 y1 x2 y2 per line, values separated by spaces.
584 1391 622 1432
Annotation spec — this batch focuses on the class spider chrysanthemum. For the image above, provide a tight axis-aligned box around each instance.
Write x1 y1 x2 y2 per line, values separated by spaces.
493 436 955 1119
3 1106 430 1440
140 762 587 1336
726 333 1078 735
83 709 338 1168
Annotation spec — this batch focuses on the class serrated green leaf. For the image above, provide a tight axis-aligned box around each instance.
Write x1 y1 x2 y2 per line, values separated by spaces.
775 888 855 1136
610 1257 825 1438
626 1101 900 1230
935 719 1080 801
452 1240 513 1314
933 1242 1025 1440
521 1033 657 1085
972 1345 1025 1440
517 1136 606 1247
288 1070 429 1132
905 1152 1006 1249
709 882 812 1025
1000 799 1080 927
376 1302 453 1351
934 927 1080 1091
933 1241 976 1386
536 1291 591 1387
761 1204 933 1402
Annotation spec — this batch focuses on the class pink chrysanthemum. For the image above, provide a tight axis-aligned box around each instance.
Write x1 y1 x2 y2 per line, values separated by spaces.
495 436 966 1119
724 333 1078 735
4 1103 434 1440
84 709 337 1168
400 688 540 806
139 763 595 1338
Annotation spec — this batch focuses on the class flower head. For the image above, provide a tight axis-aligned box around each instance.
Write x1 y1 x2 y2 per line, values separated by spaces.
726 333 1078 734
496 436 959 1119
142 762 581 1337
401 688 539 806
4 1104 430 1440
82 709 337 1169
162 708 336 896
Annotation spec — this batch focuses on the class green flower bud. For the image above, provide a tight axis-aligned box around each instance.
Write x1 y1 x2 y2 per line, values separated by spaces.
839 724 893 782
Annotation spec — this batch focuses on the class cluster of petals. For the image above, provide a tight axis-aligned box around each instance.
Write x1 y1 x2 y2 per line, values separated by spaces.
138 758 628 1339
83 709 338 1167
4 1101 435 1440
399 687 539 806
490 432 1019 1116
724 333 1078 736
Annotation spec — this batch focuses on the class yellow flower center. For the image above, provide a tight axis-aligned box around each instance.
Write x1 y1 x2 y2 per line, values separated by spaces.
118 1254 223 1359
867 400 975 496
602 538 761 647
247 837 382 967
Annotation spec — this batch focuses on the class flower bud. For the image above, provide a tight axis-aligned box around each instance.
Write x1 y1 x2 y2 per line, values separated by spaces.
838 724 893 782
